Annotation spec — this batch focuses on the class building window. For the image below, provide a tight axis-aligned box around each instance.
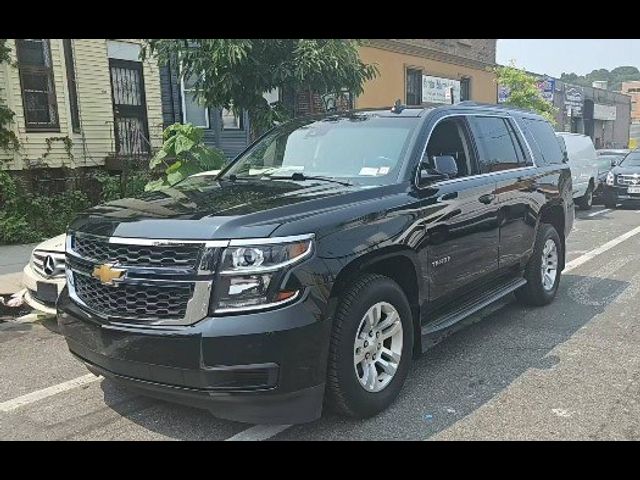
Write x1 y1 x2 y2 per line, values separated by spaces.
180 72 209 128
460 77 471 101
221 107 243 130
63 39 80 133
406 68 422 106
15 39 59 131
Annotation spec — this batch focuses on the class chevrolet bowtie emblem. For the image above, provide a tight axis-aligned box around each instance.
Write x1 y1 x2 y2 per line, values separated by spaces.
92 264 126 285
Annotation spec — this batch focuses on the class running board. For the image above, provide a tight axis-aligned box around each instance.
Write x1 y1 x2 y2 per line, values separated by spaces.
421 277 527 338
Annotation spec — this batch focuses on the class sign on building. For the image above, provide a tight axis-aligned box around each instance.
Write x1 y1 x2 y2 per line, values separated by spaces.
564 85 584 116
497 77 555 105
422 75 461 104
593 103 617 121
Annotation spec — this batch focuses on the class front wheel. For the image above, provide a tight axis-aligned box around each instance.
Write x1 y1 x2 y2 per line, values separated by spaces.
515 223 562 306
325 273 414 418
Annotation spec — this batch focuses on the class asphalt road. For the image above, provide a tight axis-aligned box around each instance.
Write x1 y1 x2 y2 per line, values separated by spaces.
2 205 640 440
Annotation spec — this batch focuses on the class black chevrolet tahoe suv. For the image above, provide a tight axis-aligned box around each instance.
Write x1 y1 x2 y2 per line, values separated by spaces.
58 102 574 424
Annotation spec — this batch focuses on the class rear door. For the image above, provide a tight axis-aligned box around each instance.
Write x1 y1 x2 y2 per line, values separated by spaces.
468 115 538 269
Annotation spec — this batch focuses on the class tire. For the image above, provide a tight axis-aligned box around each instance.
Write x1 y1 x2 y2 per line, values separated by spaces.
325 273 414 418
577 183 594 210
515 223 562 307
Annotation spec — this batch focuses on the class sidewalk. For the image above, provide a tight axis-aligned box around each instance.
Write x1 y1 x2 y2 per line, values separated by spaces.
0 242 38 294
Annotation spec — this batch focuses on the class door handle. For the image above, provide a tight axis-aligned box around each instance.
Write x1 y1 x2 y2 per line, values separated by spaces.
478 193 496 204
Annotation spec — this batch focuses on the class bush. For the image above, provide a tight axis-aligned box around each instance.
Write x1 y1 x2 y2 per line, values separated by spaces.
0 171 91 244
145 123 226 191
95 169 150 202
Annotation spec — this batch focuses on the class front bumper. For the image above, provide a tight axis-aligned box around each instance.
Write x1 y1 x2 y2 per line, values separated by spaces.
602 184 640 204
57 286 332 424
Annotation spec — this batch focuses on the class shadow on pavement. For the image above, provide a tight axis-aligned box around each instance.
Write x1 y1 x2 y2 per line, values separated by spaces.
277 273 629 440
89 272 628 440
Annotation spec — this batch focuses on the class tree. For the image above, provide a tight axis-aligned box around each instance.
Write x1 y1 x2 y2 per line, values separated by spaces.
142 39 378 137
0 39 20 153
495 62 558 124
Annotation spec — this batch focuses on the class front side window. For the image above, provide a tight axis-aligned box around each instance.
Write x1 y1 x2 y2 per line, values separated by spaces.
15 39 59 131
181 72 209 128
423 116 478 178
220 114 419 186
470 116 525 173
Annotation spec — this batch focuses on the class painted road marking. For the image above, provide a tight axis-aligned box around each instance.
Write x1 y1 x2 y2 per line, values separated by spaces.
564 224 640 273
0 374 101 413
587 208 611 217
225 424 292 441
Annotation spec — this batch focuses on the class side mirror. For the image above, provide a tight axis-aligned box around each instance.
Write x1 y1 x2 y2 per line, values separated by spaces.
433 155 458 178
418 155 458 186
611 159 618 167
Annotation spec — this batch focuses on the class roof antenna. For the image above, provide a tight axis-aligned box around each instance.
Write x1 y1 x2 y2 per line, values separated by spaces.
391 99 404 114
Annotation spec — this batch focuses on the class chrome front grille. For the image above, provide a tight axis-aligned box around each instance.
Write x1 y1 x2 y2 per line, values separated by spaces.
66 232 224 325
617 174 640 186
31 250 65 278
73 233 201 268
73 273 193 320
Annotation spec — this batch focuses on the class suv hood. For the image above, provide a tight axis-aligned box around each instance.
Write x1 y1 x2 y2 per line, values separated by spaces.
69 178 374 240
613 166 640 176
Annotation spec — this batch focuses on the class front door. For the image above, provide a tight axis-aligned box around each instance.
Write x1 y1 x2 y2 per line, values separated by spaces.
416 115 501 304
109 59 150 155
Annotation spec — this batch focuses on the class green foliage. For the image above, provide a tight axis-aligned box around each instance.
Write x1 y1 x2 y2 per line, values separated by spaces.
95 169 151 202
0 171 90 244
495 62 558 124
43 136 74 164
0 39 20 154
142 39 378 136
145 123 226 191
560 66 640 92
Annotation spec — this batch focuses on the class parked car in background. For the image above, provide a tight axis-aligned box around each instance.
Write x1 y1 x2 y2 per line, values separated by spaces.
556 132 599 210
594 150 630 203
58 103 573 424
22 234 66 314
603 150 640 208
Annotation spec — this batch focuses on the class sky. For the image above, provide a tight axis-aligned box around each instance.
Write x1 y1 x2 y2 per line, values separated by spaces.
497 39 640 77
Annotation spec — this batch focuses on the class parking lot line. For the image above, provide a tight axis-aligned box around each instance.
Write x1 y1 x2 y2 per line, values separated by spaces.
564 224 640 273
224 424 292 441
0 374 101 413
587 208 611 217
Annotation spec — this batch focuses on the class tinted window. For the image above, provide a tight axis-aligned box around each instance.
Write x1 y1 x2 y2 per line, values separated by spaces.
523 119 563 165
471 116 522 173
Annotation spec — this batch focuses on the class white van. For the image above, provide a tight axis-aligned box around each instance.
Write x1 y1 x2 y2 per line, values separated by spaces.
556 132 600 210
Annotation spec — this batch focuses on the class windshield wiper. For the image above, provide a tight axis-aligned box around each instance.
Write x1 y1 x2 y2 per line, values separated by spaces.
269 172 353 187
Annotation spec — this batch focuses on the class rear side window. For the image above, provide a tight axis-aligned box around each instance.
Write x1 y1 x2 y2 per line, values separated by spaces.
522 118 564 165
469 116 525 173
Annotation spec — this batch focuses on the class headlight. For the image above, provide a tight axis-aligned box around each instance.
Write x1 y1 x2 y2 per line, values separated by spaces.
606 171 615 186
212 235 314 313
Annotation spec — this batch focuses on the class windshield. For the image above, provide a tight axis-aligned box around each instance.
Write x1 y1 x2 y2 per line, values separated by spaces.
220 114 419 186
621 152 640 167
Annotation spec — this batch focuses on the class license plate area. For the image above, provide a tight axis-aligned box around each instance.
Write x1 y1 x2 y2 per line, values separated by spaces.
628 186 640 194
36 281 58 304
